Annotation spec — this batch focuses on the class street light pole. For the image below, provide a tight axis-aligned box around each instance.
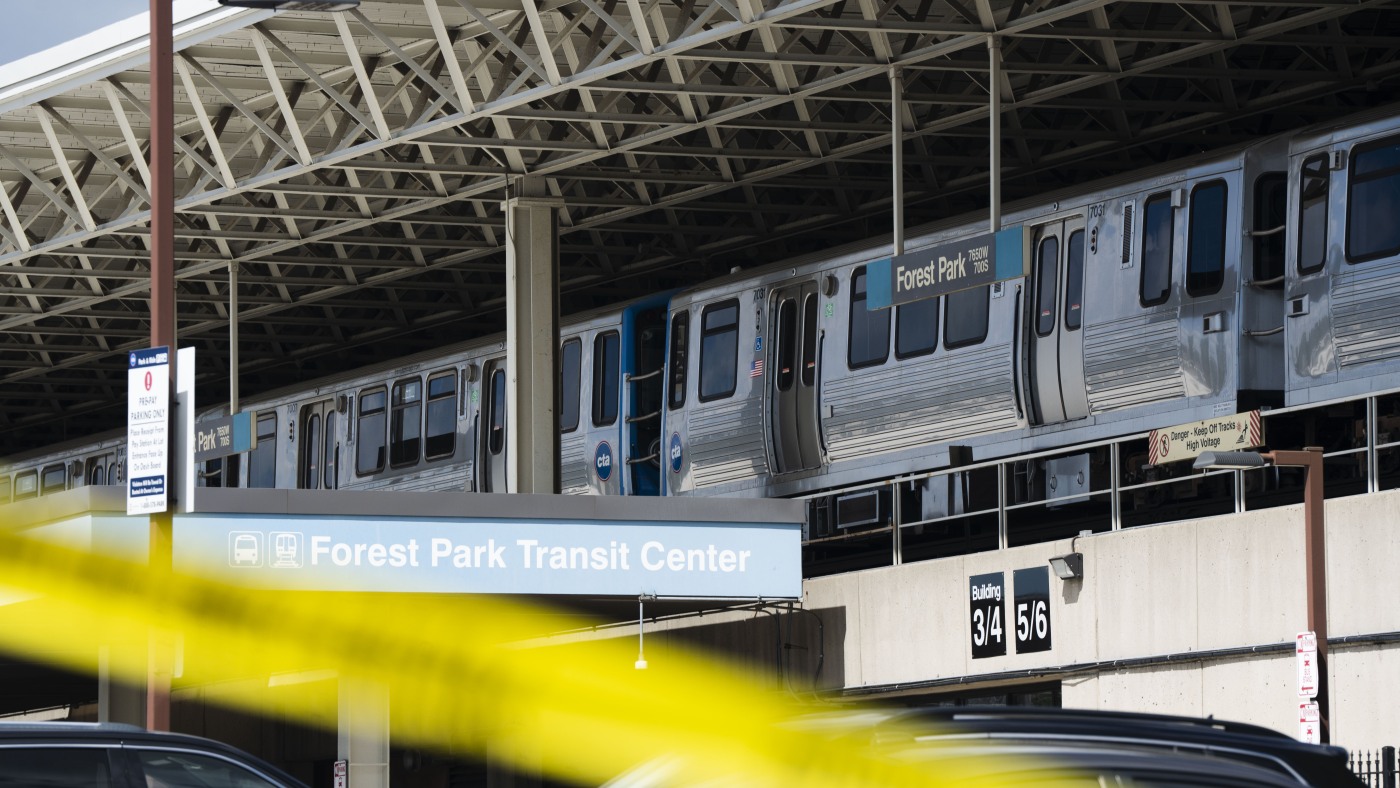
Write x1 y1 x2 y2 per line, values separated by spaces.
1265 448 1328 744
1193 446 1329 743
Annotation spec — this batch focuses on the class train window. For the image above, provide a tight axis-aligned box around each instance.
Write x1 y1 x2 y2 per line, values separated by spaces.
668 311 689 409
895 297 938 359
1035 235 1059 336
356 388 387 476
1253 172 1286 284
488 368 507 456
13 471 37 501
1186 180 1227 296
390 377 423 468
202 458 222 488
0 475 9 503
223 454 240 488
40 464 66 495
249 412 277 488
848 266 890 368
1139 191 1174 306
1298 153 1329 275
801 294 819 386
560 339 582 432
87 456 107 486
944 285 990 349
776 298 798 391
593 331 621 426
699 300 739 402
1065 229 1085 331
1347 135 1400 263
302 413 321 488
425 372 457 460
324 411 338 488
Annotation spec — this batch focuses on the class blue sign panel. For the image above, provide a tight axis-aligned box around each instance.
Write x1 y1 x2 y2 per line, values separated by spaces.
174 514 803 599
867 226 1029 310
194 411 256 463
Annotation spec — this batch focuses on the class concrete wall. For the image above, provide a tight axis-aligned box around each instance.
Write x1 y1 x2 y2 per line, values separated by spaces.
800 490 1400 751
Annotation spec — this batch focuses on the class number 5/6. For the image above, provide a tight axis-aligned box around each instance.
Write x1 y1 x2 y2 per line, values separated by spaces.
1017 601 1048 641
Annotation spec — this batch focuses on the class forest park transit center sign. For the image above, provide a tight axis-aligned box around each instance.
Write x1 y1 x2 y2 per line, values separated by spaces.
174 510 801 599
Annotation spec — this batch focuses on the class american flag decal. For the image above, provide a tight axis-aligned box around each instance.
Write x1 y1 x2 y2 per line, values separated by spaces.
750 359 764 377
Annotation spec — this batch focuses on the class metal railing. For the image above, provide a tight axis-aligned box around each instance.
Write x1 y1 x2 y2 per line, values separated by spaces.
798 386 1400 577
1350 746 1397 788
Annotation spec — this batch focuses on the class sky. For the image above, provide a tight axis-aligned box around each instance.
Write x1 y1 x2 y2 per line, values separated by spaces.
0 1 153 67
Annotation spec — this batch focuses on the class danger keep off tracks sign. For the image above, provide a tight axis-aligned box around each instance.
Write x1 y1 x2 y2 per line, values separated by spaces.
1148 410 1263 466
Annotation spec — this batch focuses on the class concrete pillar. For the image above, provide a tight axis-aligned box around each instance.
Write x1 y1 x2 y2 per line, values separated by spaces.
502 178 562 495
338 677 390 788
98 646 146 725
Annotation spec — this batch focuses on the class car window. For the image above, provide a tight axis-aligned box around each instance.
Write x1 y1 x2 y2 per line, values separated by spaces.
0 746 113 787
134 749 283 788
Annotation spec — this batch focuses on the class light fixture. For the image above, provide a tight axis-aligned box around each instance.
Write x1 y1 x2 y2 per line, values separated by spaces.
218 0 360 10
1049 529 1091 580
635 595 650 670
1048 552 1083 580
1193 450 1268 470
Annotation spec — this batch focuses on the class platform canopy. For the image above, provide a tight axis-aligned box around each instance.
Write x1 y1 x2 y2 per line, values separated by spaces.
2 0 1399 450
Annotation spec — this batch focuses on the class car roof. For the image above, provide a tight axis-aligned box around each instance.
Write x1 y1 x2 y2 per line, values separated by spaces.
891 740 1313 787
868 706 1363 787
0 722 308 787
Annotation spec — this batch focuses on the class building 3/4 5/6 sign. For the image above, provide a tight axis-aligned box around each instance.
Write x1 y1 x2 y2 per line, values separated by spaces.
969 572 1006 659
127 346 170 515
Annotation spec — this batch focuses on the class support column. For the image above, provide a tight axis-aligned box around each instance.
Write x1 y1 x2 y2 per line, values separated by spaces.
338 678 390 788
230 262 240 414
147 0 176 733
98 647 146 725
502 178 562 495
890 66 904 257
988 35 1002 233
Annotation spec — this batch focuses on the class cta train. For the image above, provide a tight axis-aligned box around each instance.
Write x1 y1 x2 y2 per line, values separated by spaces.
4 105 1399 518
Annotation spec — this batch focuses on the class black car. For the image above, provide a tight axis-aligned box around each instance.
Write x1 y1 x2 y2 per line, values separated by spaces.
0 722 308 788
888 739 1318 787
855 705 1364 787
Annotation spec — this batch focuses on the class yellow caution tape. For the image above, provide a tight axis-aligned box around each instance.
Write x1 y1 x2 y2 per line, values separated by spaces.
0 526 1035 786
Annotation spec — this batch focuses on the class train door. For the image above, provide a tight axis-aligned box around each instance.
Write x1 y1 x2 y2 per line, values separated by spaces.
1239 171 1287 401
624 303 667 495
769 282 822 473
1026 218 1090 425
297 399 338 489
1287 150 1336 391
478 359 509 492
85 452 114 486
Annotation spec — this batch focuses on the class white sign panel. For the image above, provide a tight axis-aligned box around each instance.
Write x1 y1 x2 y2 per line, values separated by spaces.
174 513 802 599
1148 410 1262 465
1299 702 1320 744
1297 630 1319 699
127 346 170 515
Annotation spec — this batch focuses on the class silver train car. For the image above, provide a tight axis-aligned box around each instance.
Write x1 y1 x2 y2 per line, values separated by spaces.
4 107 1399 520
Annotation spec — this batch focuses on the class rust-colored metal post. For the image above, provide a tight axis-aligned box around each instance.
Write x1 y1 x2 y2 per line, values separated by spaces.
1265 448 1327 744
147 0 175 733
